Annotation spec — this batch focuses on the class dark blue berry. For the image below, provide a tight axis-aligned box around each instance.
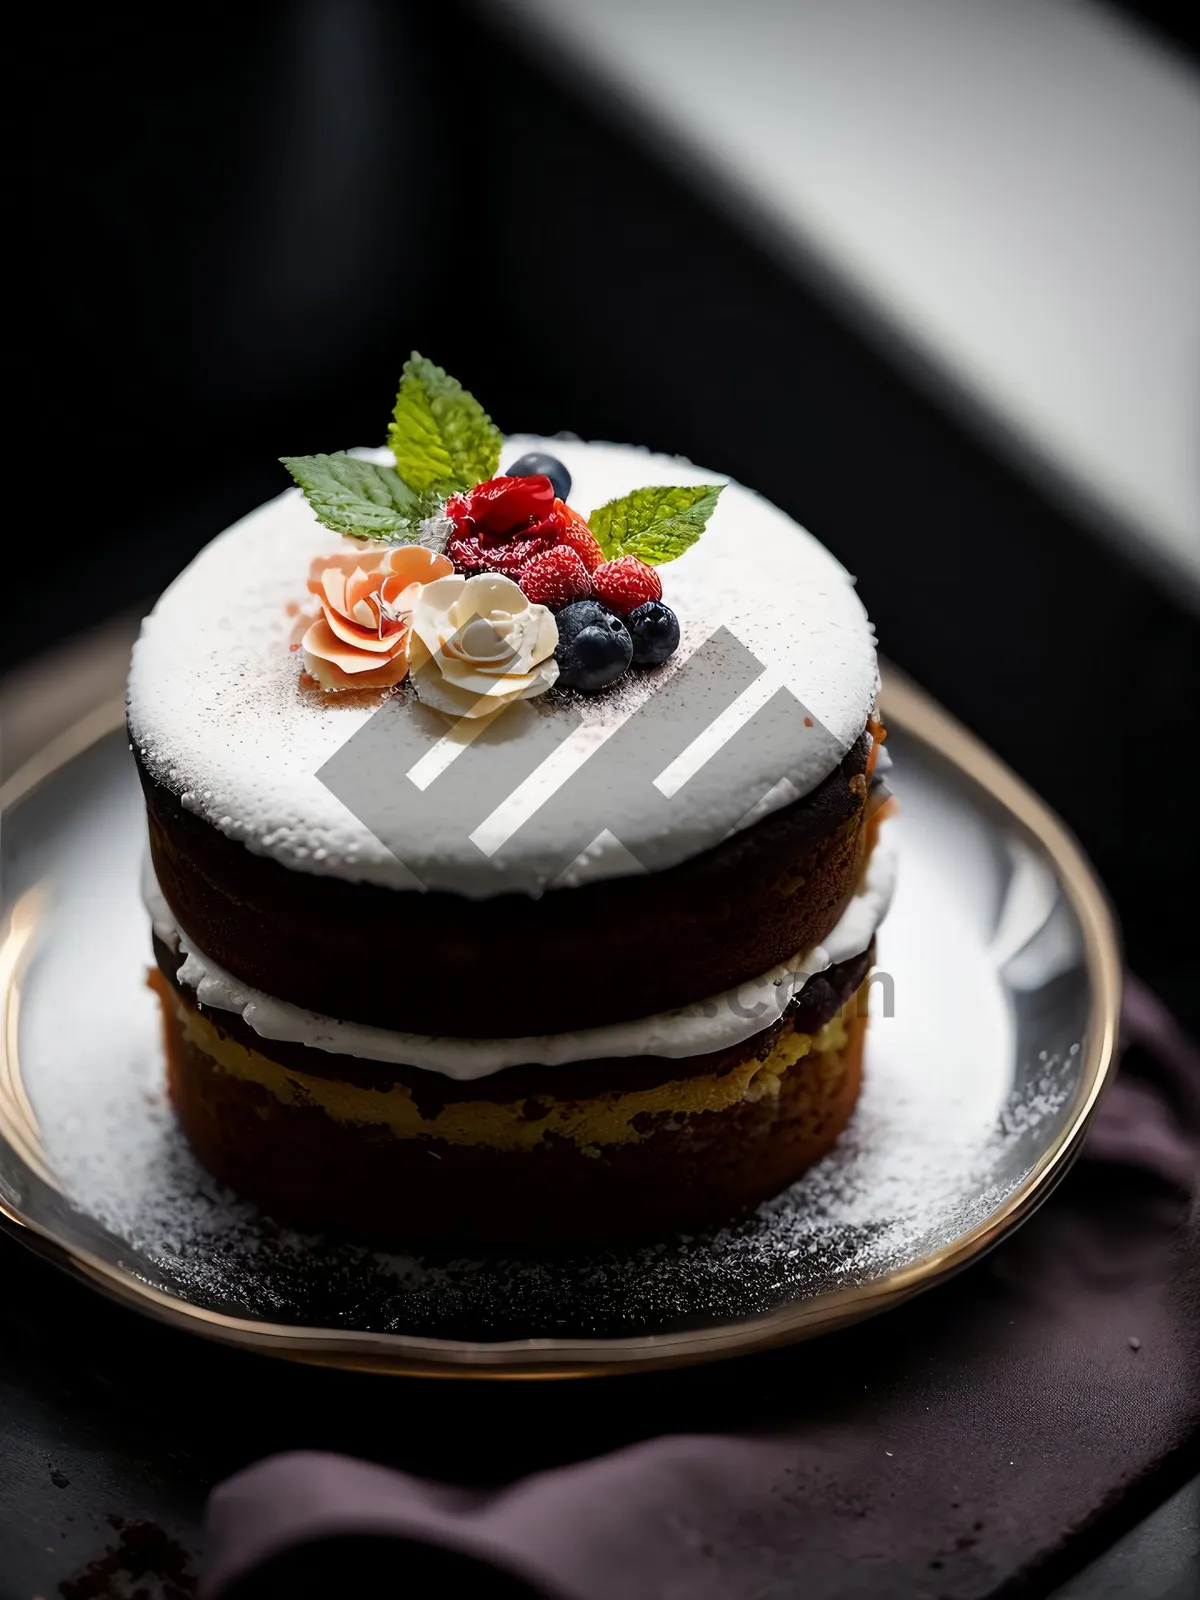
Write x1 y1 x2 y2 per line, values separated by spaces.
554 599 612 637
555 615 632 693
625 601 680 666
505 451 571 503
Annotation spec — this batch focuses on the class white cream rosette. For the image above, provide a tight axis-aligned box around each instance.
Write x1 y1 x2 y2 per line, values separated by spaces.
408 573 559 719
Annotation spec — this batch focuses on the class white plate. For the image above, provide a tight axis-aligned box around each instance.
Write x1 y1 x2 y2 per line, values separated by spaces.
0 674 1120 1376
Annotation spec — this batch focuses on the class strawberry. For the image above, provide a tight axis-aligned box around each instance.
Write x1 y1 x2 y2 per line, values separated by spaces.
591 556 662 615
555 501 606 572
519 546 593 609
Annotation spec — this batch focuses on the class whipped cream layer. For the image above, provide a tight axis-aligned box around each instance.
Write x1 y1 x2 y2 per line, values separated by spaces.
129 438 878 898
145 826 895 1081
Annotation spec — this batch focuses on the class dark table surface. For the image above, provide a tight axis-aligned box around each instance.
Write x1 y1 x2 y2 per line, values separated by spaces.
2 1228 1197 1600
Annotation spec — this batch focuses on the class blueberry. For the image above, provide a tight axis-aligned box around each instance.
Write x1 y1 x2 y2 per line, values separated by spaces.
555 598 613 637
625 601 680 666
555 614 633 693
505 451 571 503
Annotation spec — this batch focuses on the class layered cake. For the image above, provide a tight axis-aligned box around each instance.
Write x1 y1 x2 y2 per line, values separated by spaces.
129 356 894 1245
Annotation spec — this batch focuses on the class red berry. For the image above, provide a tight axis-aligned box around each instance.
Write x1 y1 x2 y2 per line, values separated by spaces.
591 556 662 615
519 546 593 609
445 532 490 572
555 501 606 572
449 475 555 537
447 528 558 577
444 491 472 531
496 531 558 574
518 509 568 545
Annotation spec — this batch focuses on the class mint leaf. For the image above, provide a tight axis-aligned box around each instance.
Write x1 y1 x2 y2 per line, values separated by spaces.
388 352 501 493
280 453 440 541
588 483 724 564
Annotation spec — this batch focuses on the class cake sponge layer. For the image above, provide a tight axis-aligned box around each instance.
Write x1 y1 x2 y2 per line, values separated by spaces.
158 974 869 1246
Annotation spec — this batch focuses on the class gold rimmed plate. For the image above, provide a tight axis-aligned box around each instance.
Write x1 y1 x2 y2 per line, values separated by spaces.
0 670 1121 1377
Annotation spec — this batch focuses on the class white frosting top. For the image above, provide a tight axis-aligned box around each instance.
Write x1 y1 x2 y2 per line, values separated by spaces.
129 438 877 897
146 826 895 1080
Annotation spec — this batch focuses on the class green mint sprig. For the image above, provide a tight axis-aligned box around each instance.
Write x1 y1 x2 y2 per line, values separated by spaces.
587 482 724 565
388 352 501 494
281 352 497 543
281 354 724 562
278 453 442 541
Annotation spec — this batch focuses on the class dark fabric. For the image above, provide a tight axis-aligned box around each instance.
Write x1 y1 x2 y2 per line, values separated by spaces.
203 977 1200 1600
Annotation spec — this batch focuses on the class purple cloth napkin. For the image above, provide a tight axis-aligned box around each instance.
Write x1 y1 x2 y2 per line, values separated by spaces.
203 977 1200 1600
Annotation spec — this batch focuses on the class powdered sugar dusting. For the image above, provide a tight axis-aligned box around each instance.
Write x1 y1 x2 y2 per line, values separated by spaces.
24 960 1073 1336
127 439 878 897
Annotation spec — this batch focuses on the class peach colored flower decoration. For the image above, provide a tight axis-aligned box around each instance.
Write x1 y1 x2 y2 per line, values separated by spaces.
299 544 453 692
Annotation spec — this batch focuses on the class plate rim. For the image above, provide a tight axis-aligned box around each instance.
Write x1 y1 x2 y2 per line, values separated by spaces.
0 668 1123 1378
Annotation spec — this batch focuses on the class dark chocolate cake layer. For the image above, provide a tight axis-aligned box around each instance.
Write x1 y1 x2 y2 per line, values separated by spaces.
140 732 870 1037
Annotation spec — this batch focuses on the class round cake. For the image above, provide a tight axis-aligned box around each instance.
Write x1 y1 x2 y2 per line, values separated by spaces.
128 358 894 1245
